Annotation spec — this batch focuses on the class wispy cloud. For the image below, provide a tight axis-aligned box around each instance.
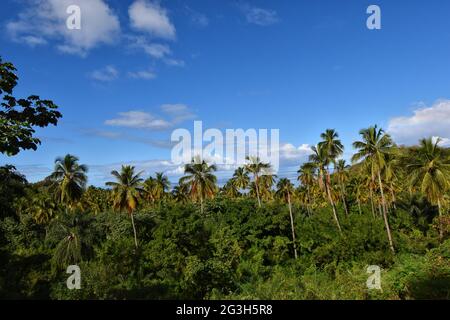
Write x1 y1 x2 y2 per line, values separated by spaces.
239 4 279 26
7 0 120 56
128 0 176 40
89 65 119 82
82 129 175 149
127 68 157 80
105 104 196 130
387 99 450 145
185 6 209 27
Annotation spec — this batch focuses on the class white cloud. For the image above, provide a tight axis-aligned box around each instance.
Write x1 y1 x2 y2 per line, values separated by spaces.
105 111 172 130
89 65 119 82
160 104 195 123
105 104 196 130
7 0 120 56
387 100 450 145
128 69 157 80
142 43 171 58
240 4 279 26
279 143 313 163
129 0 175 40
164 58 186 67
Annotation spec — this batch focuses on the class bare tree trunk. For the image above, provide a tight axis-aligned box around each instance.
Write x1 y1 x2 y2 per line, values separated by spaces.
325 178 342 233
369 188 376 219
340 183 349 216
288 192 298 259
378 171 395 254
306 185 312 216
255 174 262 207
130 212 138 248
390 187 397 210
438 199 443 241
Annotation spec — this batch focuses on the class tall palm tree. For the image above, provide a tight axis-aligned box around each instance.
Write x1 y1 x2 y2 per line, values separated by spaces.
276 178 298 259
143 176 158 204
335 159 350 216
222 179 240 198
297 162 316 215
180 157 218 214
155 172 170 200
309 145 342 232
172 181 190 204
318 129 344 160
106 165 144 248
404 137 450 240
232 167 250 194
352 125 395 253
245 156 271 207
48 154 88 209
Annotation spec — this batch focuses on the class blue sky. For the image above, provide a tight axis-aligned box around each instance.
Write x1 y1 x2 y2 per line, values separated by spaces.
2 0 450 186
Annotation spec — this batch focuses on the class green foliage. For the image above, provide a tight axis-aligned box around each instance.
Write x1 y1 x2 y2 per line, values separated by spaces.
0 56 62 156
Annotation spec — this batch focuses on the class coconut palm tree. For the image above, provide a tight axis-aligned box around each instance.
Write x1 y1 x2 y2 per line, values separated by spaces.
180 157 218 214
245 156 271 207
48 154 88 209
222 179 240 198
232 167 250 194
106 165 144 248
318 129 344 160
309 145 342 233
155 172 170 200
352 125 395 253
172 181 190 204
298 162 316 215
403 137 450 240
276 178 298 259
335 159 350 216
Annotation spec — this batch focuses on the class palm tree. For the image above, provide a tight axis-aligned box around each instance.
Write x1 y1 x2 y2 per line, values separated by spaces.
222 179 240 198
276 178 298 259
48 154 88 209
155 172 170 200
298 162 316 215
232 167 250 194
404 137 450 240
106 165 144 248
143 176 158 204
318 129 344 160
352 125 395 253
335 159 350 216
172 181 190 204
309 145 342 232
180 157 218 214
245 156 271 207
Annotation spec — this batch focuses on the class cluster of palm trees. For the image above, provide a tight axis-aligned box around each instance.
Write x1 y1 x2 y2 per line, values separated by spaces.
33 125 450 254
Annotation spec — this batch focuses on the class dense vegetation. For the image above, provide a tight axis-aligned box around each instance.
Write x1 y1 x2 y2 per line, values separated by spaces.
1 131 449 300
0 57 449 300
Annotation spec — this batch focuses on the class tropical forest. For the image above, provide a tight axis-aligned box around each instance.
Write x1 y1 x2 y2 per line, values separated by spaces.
0 55 449 300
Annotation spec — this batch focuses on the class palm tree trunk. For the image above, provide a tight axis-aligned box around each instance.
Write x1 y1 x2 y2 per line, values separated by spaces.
358 200 362 215
200 193 204 215
377 170 395 254
287 192 298 259
306 185 312 216
255 174 262 207
438 199 443 241
390 187 397 210
369 188 376 219
130 212 138 248
340 183 349 216
325 179 342 233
